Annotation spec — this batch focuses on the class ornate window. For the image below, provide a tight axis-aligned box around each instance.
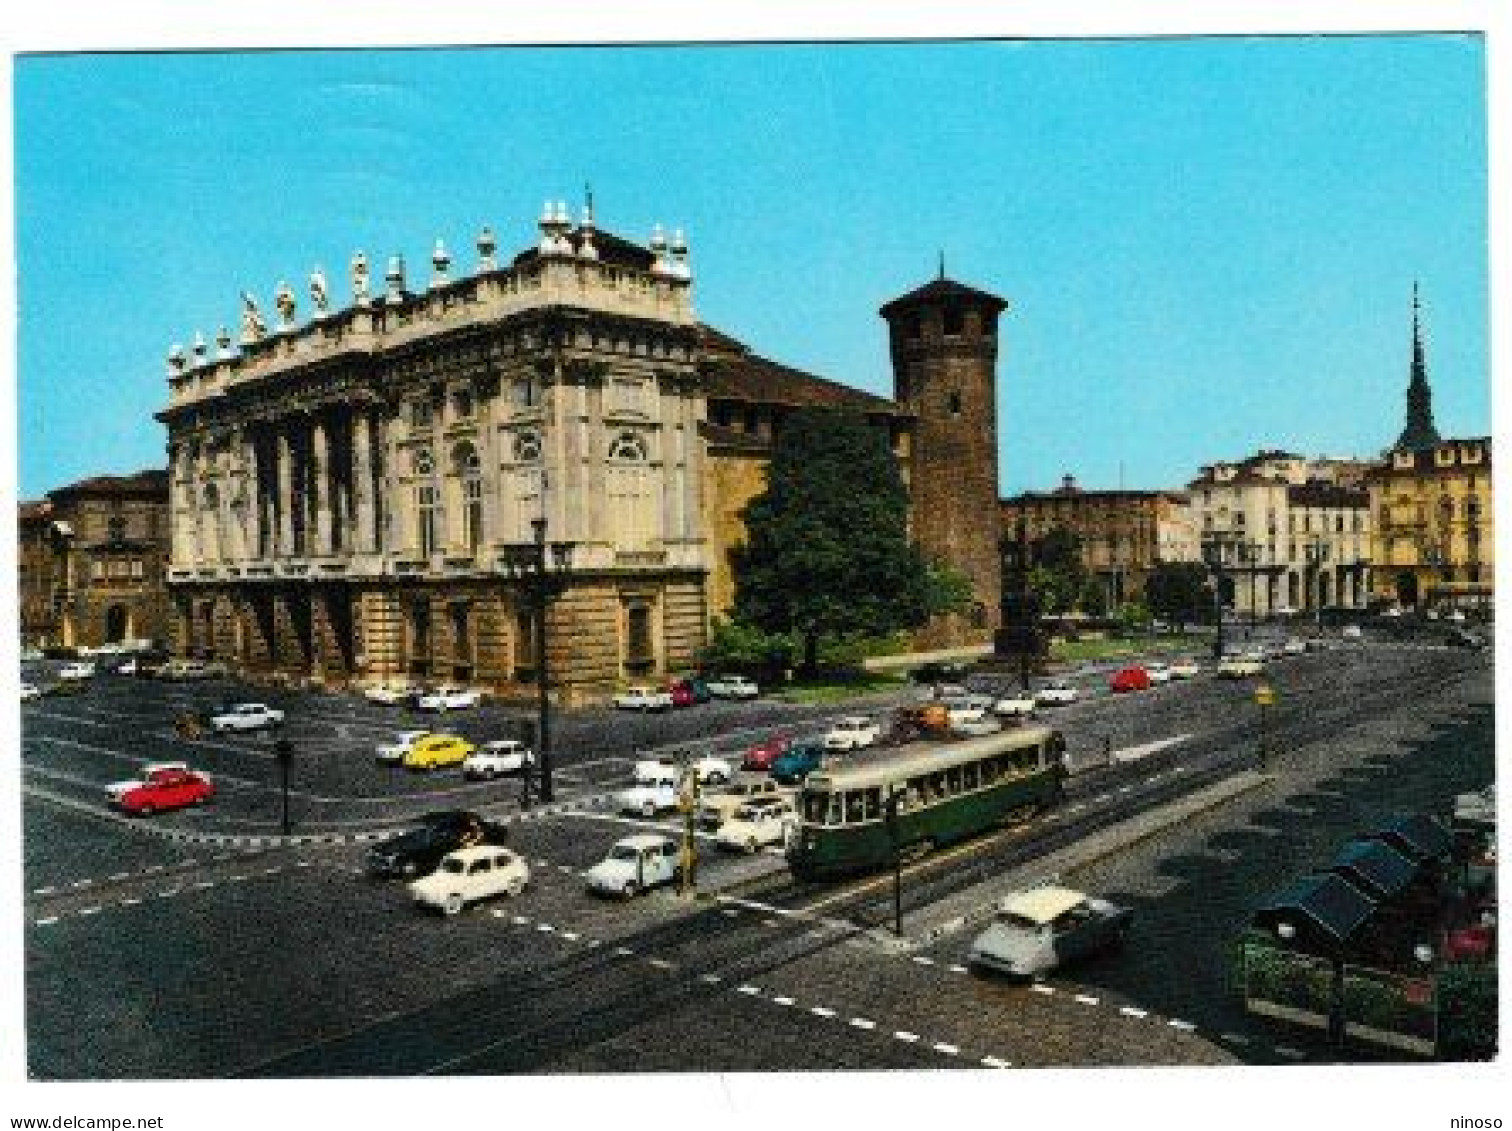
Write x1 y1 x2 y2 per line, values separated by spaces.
509 377 538 408
409 397 434 429
513 431 542 463
456 445 484 552
412 448 435 476
417 484 439 556
608 431 648 462
108 516 128 543
452 387 475 419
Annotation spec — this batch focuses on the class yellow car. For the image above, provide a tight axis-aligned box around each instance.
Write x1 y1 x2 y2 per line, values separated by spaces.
403 734 476 771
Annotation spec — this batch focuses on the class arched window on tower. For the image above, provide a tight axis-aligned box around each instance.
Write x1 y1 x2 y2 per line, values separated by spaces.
412 448 438 557
948 391 963 418
942 305 965 336
452 442 484 552
607 431 653 548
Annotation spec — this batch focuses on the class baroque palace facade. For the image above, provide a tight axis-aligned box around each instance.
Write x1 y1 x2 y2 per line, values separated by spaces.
156 202 1005 692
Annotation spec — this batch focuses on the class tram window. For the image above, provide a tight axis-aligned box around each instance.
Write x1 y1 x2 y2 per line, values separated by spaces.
946 767 962 794
906 778 926 810
864 788 882 820
963 763 979 790
929 773 947 801
846 792 867 824
827 795 844 825
981 758 1000 784
804 793 830 823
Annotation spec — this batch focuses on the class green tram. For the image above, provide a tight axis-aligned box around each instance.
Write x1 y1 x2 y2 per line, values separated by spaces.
786 725 1067 881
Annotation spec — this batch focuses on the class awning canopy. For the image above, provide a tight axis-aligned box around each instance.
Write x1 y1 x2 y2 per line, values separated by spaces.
1373 813 1453 863
1254 872 1377 947
1328 838 1420 900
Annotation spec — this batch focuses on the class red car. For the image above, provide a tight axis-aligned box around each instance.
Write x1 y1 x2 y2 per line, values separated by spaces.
667 680 695 708
115 768 215 816
1109 666 1152 693
742 733 796 772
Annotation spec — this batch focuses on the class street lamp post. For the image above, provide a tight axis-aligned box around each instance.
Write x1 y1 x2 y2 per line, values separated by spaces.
884 785 904 936
1254 681 1275 771
499 515 576 805
1304 538 1330 634
1200 535 1230 661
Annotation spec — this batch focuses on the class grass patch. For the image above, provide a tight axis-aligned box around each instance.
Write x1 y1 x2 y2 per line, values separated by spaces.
771 670 909 704
1050 635 1207 664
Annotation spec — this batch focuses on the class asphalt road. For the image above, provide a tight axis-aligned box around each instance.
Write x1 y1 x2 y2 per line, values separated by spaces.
21 636 1492 1077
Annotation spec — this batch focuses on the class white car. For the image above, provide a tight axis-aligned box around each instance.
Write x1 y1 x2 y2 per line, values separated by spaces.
209 703 285 732
823 716 882 751
617 771 682 817
633 755 731 787
416 686 481 712
1168 659 1201 679
106 761 193 802
1034 681 1079 706
941 698 990 726
585 834 683 897
952 715 1004 738
1217 656 1264 678
462 740 535 780
614 686 674 712
1283 638 1308 655
706 674 760 700
409 846 530 915
376 730 433 766
1341 625 1363 640
20 683 41 701
716 798 797 854
697 778 792 829
364 684 411 705
993 692 1038 718
59 662 96 681
1144 662 1173 684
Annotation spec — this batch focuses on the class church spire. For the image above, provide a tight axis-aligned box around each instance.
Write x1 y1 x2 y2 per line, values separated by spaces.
1395 282 1442 452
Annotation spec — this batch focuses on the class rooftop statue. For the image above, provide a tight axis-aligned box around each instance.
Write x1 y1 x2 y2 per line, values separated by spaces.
274 281 298 330
351 251 371 306
239 292 268 343
309 267 330 315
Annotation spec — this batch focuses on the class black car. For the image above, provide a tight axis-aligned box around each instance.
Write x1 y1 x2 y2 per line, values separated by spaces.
909 661 969 685
366 811 509 879
1447 627 1487 650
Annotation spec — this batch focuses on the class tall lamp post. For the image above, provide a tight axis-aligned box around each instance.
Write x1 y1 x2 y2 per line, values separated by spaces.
1304 538 1330 634
499 515 576 805
1200 535 1230 661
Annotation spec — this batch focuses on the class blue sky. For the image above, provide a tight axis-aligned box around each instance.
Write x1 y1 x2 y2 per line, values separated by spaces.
13 35 1488 498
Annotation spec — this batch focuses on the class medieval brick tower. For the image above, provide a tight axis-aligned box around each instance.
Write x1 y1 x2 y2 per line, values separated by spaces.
880 274 1007 650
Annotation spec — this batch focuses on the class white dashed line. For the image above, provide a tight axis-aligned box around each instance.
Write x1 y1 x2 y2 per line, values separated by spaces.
699 973 723 985
261 867 281 876
296 860 313 868
1274 1045 1306 1060
721 909 740 917
1091 794 1110 804
144 865 163 873
932 1043 960 1056
1074 994 1100 1006
158 888 182 898
850 1018 876 1030
614 946 635 957
34 886 56 895
77 906 101 917
1168 1019 1197 1032
107 872 129 881
1117 786 1133 794
773 996 795 1006
536 923 555 933
119 897 142 906
948 964 967 974
1068 804 1086 814
1219 1032 1251 1045
70 880 93 889
192 881 215 890
893 1031 920 1043
34 917 59 927
810 1006 837 1019
911 956 936 966
737 985 760 995
1119 1007 1149 1019
562 931 580 941
1031 984 1055 995
980 1056 1011 1069
647 957 675 970
512 915 531 926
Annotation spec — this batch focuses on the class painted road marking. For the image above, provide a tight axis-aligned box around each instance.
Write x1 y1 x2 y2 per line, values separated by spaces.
562 931 580 941
1119 1006 1149 1019
811 1006 837 1019
773 996 795 1006
614 946 635 957
893 1031 920 1043
737 985 760 995
850 1018 876 1030
948 964 967 974
77 906 101 916
981 1056 1011 1068
699 973 723 985
536 923 555 933
1168 1019 1197 1032
119 897 142 906
647 957 675 970
513 915 530 925
35 917 59 926
911 956 936 966
1074 994 1100 1006
1031 984 1055 995
932 1043 960 1056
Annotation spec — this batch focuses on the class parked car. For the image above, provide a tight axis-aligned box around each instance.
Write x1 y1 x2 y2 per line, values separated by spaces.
415 686 481 712
908 661 969 685
716 797 797 854
742 732 798 772
967 885 1132 979
462 740 535 780
993 691 1038 718
673 676 712 704
58 661 96 681
613 685 674 712
941 697 991 726
376 730 434 766
364 684 412 705
1283 638 1308 655
585 834 682 897
1447 627 1487 650
1144 662 1173 684
404 734 476 771
111 767 215 817
823 716 882 751
20 683 41 701
409 846 530 915
209 703 285 733
160 659 212 681
617 770 682 817
952 715 1004 738
705 674 761 700
697 778 792 830
1168 658 1201 679
1340 624 1364 640
667 681 695 709
106 761 192 802
366 811 509 879
1216 656 1264 679
771 742 827 785
633 755 732 787
1109 666 1152 693
1034 681 1079 706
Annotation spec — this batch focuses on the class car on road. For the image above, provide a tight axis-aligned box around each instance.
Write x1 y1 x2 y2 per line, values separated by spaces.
952 715 1004 738
415 685 482 712
823 716 882 751
409 846 530 915
992 691 1038 718
941 696 991 726
1168 659 1201 680
742 732 798 772
634 755 732 786
908 661 970 685
585 833 682 897
716 797 797 854
1144 662 1173 684
363 684 412 705
1340 624 1363 641
111 767 215 817
967 885 1132 979
1034 681 1079 706
705 674 760 700
105 761 193 802
618 768 682 817
613 685 674 712
366 811 509 879
404 734 476 771
209 702 285 733
1447 627 1487 650
1217 655 1264 678
669 676 712 704
1109 666 1152 693
697 777 792 830
376 730 434 766
159 659 214 681
667 681 695 708
1283 638 1308 655
20 683 40 701
461 739 535 779
771 741 827 785
58 661 96 681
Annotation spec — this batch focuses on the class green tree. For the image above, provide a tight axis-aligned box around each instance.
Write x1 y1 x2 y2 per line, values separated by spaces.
1114 600 1151 635
731 408 964 673
1078 576 1110 619
1143 561 1210 631
697 617 793 678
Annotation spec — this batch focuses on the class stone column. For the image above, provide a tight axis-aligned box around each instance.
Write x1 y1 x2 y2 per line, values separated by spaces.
382 413 405 553
352 410 374 555
311 416 332 556
276 426 295 556
242 430 261 561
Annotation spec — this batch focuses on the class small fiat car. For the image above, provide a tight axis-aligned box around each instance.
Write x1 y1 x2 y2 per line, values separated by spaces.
585 834 682 898
715 797 797 854
409 846 530 915
968 885 1133 979
403 733 476 771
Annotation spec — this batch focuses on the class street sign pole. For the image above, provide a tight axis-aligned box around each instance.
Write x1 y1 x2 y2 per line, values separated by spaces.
273 738 294 836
